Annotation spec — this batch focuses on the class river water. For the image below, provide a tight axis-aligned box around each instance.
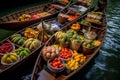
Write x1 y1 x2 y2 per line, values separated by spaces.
85 0 120 80
0 0 120 80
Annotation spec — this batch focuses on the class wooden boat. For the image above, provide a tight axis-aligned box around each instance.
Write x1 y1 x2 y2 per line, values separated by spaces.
0 1 71 30
56 0 93 25
0 5 84 75
0 2 92 74
31 5 107 80
0 17 61 75
26 0 94 34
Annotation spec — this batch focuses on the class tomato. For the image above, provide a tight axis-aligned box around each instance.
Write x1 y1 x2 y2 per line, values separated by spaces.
50 57 63 68
59 64 63 68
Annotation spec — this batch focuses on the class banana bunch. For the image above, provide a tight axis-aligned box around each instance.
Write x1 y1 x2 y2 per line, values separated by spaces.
10 34 26 45
55 31 65 41
1 52 19 64
18 14 31 21
14 47 31 59
23 38 41 50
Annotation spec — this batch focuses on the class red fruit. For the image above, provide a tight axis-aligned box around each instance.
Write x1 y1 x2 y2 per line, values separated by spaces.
59 64 63 68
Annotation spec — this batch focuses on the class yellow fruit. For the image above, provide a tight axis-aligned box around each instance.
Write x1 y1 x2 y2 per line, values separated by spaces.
6 57 13 63
11 53 18 58
10 55 18 62
1 54 8 62
93 40 101 47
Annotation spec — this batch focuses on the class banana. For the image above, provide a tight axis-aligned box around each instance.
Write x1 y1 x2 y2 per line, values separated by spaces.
11 34 21 39
11 37 18 42
18 38 25 45
22 37 26 41
11 53 18 58
23 38 34 46
30 39 40 49
10 55 18 62
27 38 34 41
13 36 21 43
1 54 8 63
29 42 34 50
6 57 13 63
23 50 30 56
24 48 31 53
25 40 33 48
19 51 25 58
16 47 24 53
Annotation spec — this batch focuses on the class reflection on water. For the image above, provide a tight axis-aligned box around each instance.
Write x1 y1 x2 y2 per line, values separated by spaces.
86 0 120 80
22 0 120 80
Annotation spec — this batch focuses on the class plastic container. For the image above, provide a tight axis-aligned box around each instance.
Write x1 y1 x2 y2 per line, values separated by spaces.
0 42 15 55
1 53 20 65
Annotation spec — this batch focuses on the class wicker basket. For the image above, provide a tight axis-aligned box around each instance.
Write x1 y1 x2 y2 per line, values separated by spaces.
82 44 94 55
59 41 69 48
70 40 81 51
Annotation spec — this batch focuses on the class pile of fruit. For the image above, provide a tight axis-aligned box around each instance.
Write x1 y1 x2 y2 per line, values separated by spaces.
56 29 82 50
0 41 14 54
82 39 101 49
68 15 80 21
86 11 103 24
49 57 64 69
70 23 80 32
42 45 59 60
24 28 39 39
80 20 92 26
60 48 72 61
14 47 31 59
18 12 51 21
55 31 65 42
18 14 31 21
23 38 41 50
1 52 19 65
10 34 26 45
65 59 79 71
73 50 86 64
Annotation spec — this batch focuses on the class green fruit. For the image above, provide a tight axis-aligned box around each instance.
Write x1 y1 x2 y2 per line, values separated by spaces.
18 39 24 45
11 34 21 39
19 51 25 58
11 37 17 42
13 37 21 43
24 48 31 53
86 44 91 48
23 50 30 56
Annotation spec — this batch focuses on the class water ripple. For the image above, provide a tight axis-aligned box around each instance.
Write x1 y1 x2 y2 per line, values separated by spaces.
85 0 120 80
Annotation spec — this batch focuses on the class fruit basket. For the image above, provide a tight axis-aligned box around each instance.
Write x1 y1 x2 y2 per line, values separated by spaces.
82 41 95 55
1 53 20 65
47 57 65 73
59 48 73 62
0 41 15 55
